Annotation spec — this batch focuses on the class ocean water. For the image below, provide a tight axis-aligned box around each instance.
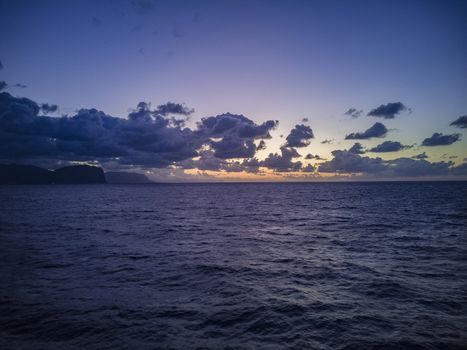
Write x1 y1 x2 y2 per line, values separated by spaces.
0 182 466 350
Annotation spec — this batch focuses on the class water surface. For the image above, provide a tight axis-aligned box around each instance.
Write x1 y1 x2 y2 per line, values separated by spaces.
1 182 466 349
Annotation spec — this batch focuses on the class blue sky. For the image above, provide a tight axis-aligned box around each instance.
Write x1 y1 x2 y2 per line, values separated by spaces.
1 0 466 180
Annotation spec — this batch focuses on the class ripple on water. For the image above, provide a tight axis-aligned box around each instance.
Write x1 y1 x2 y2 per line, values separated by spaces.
0 182 466 349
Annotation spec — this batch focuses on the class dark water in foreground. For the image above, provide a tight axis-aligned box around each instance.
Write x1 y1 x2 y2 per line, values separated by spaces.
1 182 466 350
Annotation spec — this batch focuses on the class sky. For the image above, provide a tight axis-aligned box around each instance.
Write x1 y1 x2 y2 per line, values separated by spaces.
0 0 466 181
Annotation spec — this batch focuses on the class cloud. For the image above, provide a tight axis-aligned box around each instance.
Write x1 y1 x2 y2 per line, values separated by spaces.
369 141 411 153
345 122 388 140
302 164 315 172
0 93 277 171
0 81 6 91
210 137 256 159
285 124 314 147
0 91 202 167
261 147 302 172
305 153 324 160
256 140 266 150
154 102 194 117
197 113 277 159
321 139 333 144
319 150 385 174
450 115 467 128
344 108 363 118
0 91 280 169
451 163 467 176
367 102 408 119
241 157 262 173
198 113 277 139
348 142 365 154
182 150 246 173
0 59 3 70
40 103 58 114
386 158 452 177
14 83 27 88
2 90 464 179
319 150 454 177
302 117 309 122
421 133 461 146
412 152 428 160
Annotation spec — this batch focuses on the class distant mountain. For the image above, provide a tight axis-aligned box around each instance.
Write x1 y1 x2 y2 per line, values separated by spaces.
53 165 106 184
0 164 106 184
105 171 152 184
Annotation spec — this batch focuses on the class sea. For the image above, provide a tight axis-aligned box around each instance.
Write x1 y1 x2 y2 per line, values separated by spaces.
0 182 466 349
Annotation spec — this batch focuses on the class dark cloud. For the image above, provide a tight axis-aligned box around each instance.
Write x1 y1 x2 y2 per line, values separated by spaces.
155 102 194 117
0 92 201 167
0 81 6 91
210 137 256 159
302 164 315 173
193 112 278 159
345 122 388 140
321 139 333 144
301 117 309 122
451 163 467 176
40 103 58 114
348 142 365 154
261 147 302 172
369 141 411 153
344 108 363 118
450 115 467 129
285 124 314 147
421 133 461 146
182 150 242 173
305 153 325 161
14 83 27 89
319 150 453 177
257 140 266 151
241 157 262 173
412 152 428 160
0 92 282 170
386 158 451 177
367 102 408 119
319 150 385 174
0 59 3 70
199 113 277 139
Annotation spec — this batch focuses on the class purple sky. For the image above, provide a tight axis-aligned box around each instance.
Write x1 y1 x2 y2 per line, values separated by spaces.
1 0 466 180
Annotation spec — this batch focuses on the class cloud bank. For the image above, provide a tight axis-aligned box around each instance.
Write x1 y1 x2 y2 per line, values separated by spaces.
1 91 465 179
